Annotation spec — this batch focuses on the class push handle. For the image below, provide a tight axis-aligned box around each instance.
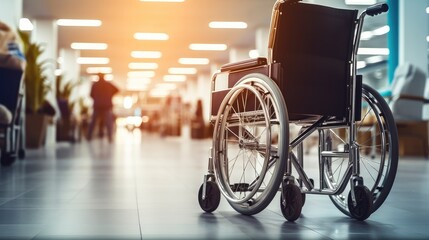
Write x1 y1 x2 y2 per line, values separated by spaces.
366 3 389 16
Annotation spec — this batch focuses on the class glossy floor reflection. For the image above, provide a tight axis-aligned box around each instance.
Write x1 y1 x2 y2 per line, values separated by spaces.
0 127 428 239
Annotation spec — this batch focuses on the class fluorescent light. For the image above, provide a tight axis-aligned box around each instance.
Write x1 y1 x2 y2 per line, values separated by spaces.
156 83 177 90
357 61 367 69
127 77 151 85
134 33 169 40
77 57 109 64
357 48 389 55
131 51 162 58
86 67 112 74
19 18 33 31
57 19 102 27
365 55 384 64
209 21 247 29
178 58 209 65
150 89 170 97
104 74 114 81
71 42 108 50
163 75 186 82
345 0 376 5
249 49 259 58
426 7 429 14
360 31 373 40
128 71 155 78
141 0 184 2
372 25 390 36
168 67 197 74
189 43 227 51
426 36 429 42
128 62 159 70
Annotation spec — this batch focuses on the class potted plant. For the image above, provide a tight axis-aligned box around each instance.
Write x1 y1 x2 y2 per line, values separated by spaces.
56 74 79 142
18 30 55 148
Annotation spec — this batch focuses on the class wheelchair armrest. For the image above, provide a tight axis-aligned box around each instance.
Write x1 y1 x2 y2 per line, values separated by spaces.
220 57 267 72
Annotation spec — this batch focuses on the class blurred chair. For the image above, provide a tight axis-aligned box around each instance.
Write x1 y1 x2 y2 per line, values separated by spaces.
389 63 429 157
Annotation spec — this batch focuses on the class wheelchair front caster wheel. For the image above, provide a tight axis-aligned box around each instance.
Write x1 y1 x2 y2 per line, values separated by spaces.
198 181 221 213
280 184 303 221
348 185 373 221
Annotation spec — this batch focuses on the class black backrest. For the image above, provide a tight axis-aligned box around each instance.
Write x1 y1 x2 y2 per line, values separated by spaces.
272 2 357 120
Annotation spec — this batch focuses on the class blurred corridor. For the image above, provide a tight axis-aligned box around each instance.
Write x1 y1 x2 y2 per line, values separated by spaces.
0 127 428 239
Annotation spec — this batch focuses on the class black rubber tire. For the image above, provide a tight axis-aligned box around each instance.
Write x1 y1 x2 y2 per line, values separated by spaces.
1 153 16 167
198 181 221 213
348 185 373 221
280 184 303 222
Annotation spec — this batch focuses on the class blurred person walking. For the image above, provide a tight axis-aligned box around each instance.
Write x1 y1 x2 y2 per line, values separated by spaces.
87 73 119 142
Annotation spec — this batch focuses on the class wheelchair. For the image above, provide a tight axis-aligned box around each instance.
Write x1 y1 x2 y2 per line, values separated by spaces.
0 54 26 166
198 0 398 221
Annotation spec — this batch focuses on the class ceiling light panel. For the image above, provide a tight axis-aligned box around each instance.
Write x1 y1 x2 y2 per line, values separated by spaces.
189 44 227 51
357 48 389 55
71 43 108 50
131 51 162 58
134 33 169 40
178 58 209 65
209 21 247 29
19 18 33 31
168 67 197 74
345 0 376 5
77 57 109 64
141 0 185 2
128 62 159 70
163 75 186 82
128 71 156 78
87 67 113 74
57 19 102 27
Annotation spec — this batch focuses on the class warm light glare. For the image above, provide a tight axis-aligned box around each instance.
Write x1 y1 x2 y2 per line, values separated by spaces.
86 67 113 74
168 67 197 74
127 71 155 78
131 51 162 58
128 62 158 69
127 77 151 85
77 57 109 64
150 89 170 97
19 18 33 31
134 33 169 40
71 42 108 50
123 96 133 109
178 58 209 65
156 83 177 90
357 48 389 55
209 21 247 29
249 50 259 58
189 43 227 51
54 69 63 76
104 74 114 81
57 19 102 27
141 0 184 2
163 75 186 82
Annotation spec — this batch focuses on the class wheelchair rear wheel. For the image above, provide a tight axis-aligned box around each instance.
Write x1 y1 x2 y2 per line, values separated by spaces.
213 73 289 216
323 84 398 217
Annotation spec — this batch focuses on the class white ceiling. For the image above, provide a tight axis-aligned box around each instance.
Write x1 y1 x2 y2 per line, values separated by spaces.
22 0 387 91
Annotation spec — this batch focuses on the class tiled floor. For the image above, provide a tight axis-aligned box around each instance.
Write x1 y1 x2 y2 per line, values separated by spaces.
0 127 428 239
